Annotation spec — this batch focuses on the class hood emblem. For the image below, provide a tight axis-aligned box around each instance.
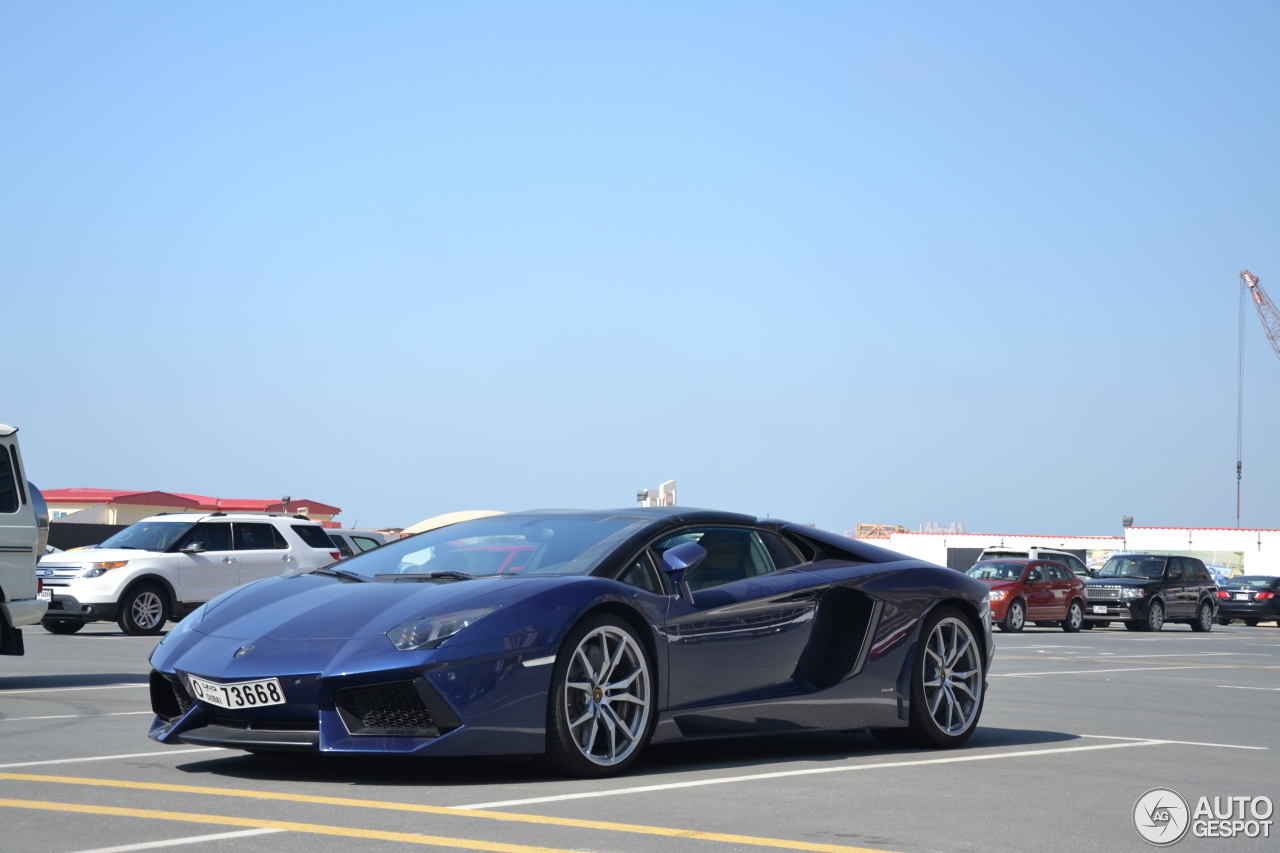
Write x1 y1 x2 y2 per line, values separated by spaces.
233 646 254 659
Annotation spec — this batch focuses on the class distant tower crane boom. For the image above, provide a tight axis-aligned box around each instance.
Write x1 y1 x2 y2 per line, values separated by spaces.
1236 269 1278 526
1241 270 1280 363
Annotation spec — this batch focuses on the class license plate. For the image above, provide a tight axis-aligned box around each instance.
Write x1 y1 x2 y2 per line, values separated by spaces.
1235 594 1249 601
37 590 51 601
1092 605 1108 614
187 676 286 709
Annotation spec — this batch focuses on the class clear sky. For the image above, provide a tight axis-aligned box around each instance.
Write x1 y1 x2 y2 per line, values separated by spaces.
3 2 1279 535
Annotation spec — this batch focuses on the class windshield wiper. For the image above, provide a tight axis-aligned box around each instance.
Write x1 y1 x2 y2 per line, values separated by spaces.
374 571 473 581
108 546 141 550
311 567 369 582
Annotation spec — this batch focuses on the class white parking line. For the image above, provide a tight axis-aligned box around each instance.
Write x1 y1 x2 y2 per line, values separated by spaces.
1079 734 1266 750
0 748 223 769
1219 685 1280 691
0 684 148 695
64 828 284 853
453 740 1162 809
992 666 1214 677
0 711 153 723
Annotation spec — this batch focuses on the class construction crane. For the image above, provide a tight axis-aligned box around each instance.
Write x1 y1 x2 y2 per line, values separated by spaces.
1236 269 1280 525
1241 270 1280 363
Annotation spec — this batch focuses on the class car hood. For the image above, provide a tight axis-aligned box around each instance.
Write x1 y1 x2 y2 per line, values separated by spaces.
195 573 534 641
39 548 159 565
979 579 1021 591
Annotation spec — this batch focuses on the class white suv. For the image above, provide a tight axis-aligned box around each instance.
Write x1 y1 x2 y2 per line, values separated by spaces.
37 512 342 635
975 546 1091 578
1 424 48 656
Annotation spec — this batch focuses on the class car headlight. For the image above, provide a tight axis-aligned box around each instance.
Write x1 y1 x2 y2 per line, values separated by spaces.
83 561 128 578
387 607 499 651
988 590 1008 601
1121 587 1144 598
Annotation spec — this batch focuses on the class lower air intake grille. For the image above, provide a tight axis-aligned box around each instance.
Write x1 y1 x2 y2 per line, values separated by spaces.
336 680 438 736
149 669 194 720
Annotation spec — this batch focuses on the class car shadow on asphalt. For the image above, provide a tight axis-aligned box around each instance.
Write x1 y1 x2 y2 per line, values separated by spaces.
175 726 1081 789
0 672 149 690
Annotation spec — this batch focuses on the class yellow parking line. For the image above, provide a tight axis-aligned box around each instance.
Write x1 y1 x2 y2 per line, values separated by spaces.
0 772 900 853
0 798 582 853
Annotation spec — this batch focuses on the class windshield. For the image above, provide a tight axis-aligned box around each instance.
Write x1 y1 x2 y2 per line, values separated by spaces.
98 520 196 552
333 513 652 579
966 561 1025 581
1229 576 1278 588
1097 556 1166 580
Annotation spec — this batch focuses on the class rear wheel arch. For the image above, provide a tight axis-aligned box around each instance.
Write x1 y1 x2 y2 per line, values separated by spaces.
933 597 988 668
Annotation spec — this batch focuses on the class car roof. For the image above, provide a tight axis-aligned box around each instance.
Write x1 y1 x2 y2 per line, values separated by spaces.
139 512 325 525
974 557 1033 564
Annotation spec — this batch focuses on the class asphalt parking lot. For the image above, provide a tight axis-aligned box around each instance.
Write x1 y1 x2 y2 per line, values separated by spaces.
2 620 1277 853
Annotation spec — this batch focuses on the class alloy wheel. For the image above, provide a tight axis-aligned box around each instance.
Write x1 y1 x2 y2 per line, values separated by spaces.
921 616 983 737
1064 601 1083 632
563 625 651 766
131 591 164 630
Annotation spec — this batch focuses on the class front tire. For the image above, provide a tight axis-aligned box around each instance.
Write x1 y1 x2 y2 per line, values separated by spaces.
1124 621 1144 631
880 605 985 749
1142 600 1165 632
42 619 85 635
1190 602 1214 633
1062 600 1084 633
117 584 170 636
539 614 654 777
999 600 1025 633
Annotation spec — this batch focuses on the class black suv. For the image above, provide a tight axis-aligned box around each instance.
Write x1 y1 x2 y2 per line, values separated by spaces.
1083 554 1218 632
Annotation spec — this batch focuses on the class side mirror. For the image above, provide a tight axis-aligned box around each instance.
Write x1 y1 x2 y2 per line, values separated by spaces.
180 542 205 554
661 542 706 604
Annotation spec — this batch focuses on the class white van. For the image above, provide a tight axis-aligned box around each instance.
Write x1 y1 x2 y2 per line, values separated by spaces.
0 424 49 655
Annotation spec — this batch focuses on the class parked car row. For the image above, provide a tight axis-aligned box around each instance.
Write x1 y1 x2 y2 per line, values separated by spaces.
964 552 1273 633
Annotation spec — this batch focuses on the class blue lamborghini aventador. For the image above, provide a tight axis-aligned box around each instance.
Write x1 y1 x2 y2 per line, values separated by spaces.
147 508 994 777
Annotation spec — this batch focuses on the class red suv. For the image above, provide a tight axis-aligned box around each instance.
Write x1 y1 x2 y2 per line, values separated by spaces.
966 558 1087 633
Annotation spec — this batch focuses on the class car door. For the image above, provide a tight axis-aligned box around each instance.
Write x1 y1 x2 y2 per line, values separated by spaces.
1162 558 1191 619
233 522 293 585
658 526 828 709
174 522 236 602
1043 563 1073 617
1022 563 1056 619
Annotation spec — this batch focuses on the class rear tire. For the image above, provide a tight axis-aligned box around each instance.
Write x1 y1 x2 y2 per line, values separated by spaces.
876 605 985 750
1190 602 1214 633
41 619 84 635
1061 600 1084 633
117 584 170 636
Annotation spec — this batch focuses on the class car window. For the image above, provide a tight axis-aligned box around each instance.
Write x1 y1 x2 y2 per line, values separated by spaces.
235 522 285 550
1166 559 1185 581
1049 564 1070 580
352 536 380 552
0 446 18 514
759 531 800 568
1065 556 1086 576
967 561 1024 580
652 527 776 592
183 522 232 552
331 535 354 558
292 524 336 549
1025 566 1045 583
1191 561 1212 582
271 525 290 549
618 556 662 594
